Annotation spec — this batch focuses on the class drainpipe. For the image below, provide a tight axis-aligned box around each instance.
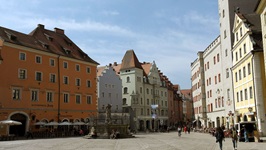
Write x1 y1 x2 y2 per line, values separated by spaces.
57 55 61 122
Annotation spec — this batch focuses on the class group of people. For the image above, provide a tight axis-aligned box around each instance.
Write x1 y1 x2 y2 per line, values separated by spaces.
215 126 238 150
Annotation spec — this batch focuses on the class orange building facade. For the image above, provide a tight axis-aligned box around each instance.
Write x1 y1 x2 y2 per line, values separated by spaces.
0 24 99 136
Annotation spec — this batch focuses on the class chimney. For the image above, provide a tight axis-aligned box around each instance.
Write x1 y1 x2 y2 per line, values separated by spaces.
54 27 64 34
38 24 45 29
113 62 117 66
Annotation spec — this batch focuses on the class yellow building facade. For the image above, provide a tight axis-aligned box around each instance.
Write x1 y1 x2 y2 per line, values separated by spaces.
232 12 265 124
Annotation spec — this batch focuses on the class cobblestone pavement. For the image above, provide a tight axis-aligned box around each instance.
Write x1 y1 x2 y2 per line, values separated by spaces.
0 132 265 150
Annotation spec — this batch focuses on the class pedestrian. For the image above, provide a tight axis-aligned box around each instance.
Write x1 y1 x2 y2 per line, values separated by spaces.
79 129 84 136
26 128 33 139
230 126 238 150
177 126 182 137
215 127 225 150
184 126 187 134
243 126 249 142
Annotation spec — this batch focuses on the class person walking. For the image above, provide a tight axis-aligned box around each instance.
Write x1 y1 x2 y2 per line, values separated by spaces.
215 127 225 150
177 126 182 137
243 126 249 142
230 126 238 150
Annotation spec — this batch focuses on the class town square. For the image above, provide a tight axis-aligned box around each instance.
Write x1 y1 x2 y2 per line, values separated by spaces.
1 0 266 149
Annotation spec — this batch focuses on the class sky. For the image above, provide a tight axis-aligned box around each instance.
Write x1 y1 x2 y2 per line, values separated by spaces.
0 0 220 89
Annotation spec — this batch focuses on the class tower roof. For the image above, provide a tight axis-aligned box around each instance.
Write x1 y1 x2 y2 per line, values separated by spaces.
120 50 142 70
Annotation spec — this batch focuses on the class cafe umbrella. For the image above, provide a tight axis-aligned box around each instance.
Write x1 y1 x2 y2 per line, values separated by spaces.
0 119 22 136
0 119 22 125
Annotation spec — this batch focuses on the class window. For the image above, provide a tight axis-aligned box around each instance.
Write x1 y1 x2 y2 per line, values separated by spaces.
76 94 81 104
217 54 220 62
236 92 239 102
225 49 228 57
86 95 92 104
224 30 227 38
19 52 26 60
248 63 251 75
102 92 104 97
235 52 238 61
86 67 91 73
126 76 130 82
47 92 53 102
124 87 128 94
19 69 27 79
146 88 149 94
63 61 68 69
207 62 209 69
240 90 243 101
218 74 221 82
249 86 253 98
76 64 80 71
215 76 217 84
236 32 239 41
235 72 238 82
50 74 56 83
36 72 42 81
226 68 229 78
147 99 149 105
244 89 248 100
35 56 42 64
243 67 246 78
87 80 91 87
63 93 69 103
12 88 21 100
214 56 216 64
76 78 81 86
140 87 142 93
63 76 69 84
227 89 230 100
123 98 126 105
50 59 55 66
240 27 243 36
222 9 225 17
239 70 242 80
31 89 39 101
243 44 246 54
239 48 242 58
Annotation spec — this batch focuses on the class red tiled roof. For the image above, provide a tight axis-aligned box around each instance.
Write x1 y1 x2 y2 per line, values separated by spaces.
120 50 142 70
0 24 99 65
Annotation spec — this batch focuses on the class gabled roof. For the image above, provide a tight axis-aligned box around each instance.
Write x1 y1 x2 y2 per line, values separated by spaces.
120 49 142 70
141 62 152 76
0 24 99 65
97 66 106 77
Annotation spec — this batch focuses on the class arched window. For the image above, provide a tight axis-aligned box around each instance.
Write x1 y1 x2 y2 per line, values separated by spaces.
124 87 128 94
123 98 127 105
126 76 130 82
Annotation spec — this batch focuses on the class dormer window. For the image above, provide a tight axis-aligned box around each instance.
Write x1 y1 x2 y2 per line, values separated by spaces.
5 30 17 40
63 47 72 54
39 40 49 49
44 33 53 41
